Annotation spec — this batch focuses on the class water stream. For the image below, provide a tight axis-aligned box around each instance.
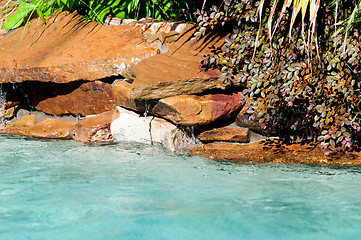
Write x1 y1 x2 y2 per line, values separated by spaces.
0 84 6 126
1 135 361 239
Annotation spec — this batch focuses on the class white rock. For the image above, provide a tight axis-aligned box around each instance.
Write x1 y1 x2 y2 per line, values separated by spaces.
110 106 194 152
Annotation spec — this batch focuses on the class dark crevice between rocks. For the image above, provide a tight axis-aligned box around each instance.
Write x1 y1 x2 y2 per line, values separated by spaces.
1 77 118 121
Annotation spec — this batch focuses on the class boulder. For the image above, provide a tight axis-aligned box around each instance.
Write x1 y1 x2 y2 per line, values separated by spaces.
110 106 194 152
0 115 77 139
111 25 245 102
0 11 157 84
152 92 244 126
25 81 114 116
197 126 249 143
72 110 114 143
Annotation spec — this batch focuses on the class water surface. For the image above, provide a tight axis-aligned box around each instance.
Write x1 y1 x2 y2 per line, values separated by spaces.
0 135 361 239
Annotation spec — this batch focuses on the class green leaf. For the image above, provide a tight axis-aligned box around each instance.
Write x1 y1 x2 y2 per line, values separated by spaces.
2 2 36 30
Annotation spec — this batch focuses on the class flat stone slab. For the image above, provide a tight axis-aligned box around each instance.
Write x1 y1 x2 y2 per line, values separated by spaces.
113 25 245 101
190 139 361 166
0 115 77 139
197 126 249 143
0 11 157 83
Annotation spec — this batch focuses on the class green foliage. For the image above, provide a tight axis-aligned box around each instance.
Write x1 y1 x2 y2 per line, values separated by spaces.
197 0 361 153
1 0 198 30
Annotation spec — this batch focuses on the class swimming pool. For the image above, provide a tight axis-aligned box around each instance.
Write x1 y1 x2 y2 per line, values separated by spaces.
0 135 360 239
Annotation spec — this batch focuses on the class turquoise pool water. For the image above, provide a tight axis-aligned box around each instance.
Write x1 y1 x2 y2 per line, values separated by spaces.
0 135 361 240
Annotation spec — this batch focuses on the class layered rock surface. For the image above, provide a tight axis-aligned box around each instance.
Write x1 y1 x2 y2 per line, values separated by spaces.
0 115 77 139
190 139 361 166
0 11 157 84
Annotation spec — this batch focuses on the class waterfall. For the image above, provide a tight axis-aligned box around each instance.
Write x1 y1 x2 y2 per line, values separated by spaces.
0 84 6 126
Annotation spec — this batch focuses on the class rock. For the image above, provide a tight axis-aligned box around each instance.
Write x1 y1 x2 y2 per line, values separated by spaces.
112 80 139 111
197 126 249 143
24 81 115 116
27 118 77 139
0 115 35 136
110 106 194 152
236 106 268 134
72 110 114 143
112 25 245 101
0 115 76 139
0 11 157 84
152 92 244 126
1 101 20 119
190 139 361 166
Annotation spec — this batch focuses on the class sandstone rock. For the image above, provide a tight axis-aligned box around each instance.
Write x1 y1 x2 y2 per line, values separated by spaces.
0 115 35 136
197 126 249 143
152 92 244 126
27 118 77 139
112 80 138 111
190 139 361 166
0 11 157 84
0 114 77 139
24 81 114 116
110 106 194 152
112 25 244 101
72 110 114 143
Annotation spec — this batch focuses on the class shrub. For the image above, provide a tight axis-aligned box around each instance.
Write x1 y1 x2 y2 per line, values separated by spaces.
1 0 204 30
196 0 361 153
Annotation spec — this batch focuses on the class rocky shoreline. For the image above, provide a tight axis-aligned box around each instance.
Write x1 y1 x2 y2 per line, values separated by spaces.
1 11 361 166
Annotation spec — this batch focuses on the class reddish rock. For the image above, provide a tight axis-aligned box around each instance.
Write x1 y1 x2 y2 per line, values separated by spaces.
72 110 114 143
0 11 157 84
0 115 76 139
152 92 244 126
190 139 361 166
197 126 249 143
26 81 115 116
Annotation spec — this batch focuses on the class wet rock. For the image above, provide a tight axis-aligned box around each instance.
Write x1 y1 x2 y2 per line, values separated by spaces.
190 139 361 166
0 11 157 84
0 115 76 139
197 126 249 143
110 106 194 152
25 81 115 116
152 92 244 126
27 118 77 139
0 115 35 136
72 110 114 143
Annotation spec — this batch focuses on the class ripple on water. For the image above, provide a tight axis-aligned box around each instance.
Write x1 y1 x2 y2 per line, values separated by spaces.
0 135 361 239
